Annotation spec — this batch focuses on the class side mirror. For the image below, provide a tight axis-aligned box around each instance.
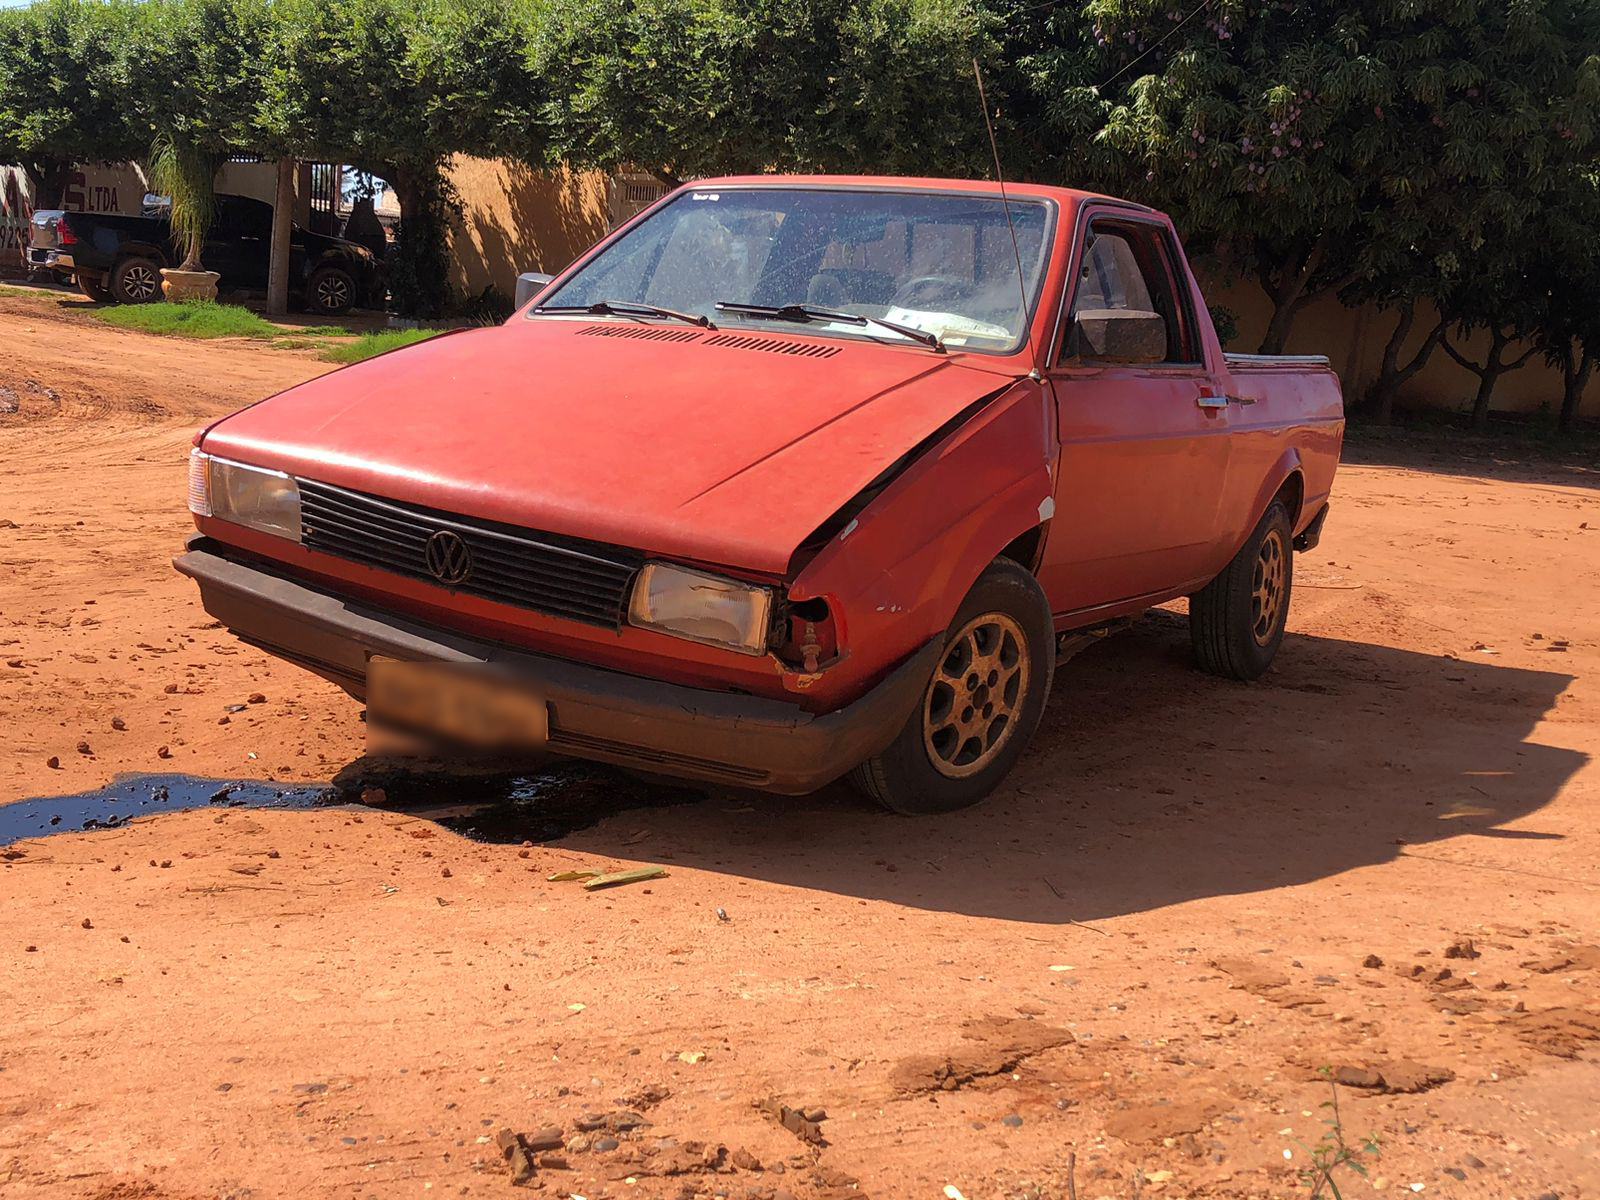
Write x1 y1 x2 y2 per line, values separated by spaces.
1071 308 1167 364
515 271 555 308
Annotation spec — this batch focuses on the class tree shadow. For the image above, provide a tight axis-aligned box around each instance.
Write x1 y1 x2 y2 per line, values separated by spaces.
347 610 1583 924
1343 428 1600 491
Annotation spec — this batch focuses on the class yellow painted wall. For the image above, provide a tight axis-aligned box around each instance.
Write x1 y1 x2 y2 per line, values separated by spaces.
444 156 610 301
1211 278 1593 419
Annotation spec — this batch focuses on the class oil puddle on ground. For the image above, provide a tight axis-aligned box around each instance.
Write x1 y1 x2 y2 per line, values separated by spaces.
1 774 338 846
2 762 698 848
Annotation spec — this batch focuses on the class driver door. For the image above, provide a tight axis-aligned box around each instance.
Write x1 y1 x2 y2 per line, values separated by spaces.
1038 215 1233 617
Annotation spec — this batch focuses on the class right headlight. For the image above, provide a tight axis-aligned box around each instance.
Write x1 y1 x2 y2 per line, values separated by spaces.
627 562 774 656
189 449 302 542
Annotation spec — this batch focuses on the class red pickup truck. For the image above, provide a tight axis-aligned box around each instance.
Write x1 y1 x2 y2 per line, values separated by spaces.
176 176 1342 813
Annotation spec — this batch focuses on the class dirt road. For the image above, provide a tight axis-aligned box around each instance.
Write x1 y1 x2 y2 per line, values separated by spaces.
3 290 1599 1199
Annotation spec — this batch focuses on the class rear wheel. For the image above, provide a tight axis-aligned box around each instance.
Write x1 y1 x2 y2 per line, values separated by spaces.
110 255 163 304
77 273 114 303
306 265 356 315
851 560 1054 815
1189 498 1294 680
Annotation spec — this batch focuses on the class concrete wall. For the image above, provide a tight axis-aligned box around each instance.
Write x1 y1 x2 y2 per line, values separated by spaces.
1211 277 1594 420
444 156 610 301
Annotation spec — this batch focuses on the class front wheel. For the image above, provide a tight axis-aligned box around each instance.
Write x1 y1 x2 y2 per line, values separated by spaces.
851 559 1055 815
306 266 356 315
1189 498 1294 680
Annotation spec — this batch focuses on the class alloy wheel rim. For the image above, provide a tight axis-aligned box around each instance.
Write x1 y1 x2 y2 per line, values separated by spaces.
1251 529 1287 645
124 266 158 301
922 612 1029 779
317 276 350 310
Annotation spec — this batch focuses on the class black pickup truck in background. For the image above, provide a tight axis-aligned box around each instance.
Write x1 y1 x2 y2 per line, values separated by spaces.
32 193 384 314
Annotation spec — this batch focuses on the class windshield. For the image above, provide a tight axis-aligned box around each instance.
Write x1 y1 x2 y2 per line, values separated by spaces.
535 187 1053 353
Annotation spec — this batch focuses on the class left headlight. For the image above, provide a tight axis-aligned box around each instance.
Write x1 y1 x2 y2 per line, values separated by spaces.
189 450 302 542
627 562 774 656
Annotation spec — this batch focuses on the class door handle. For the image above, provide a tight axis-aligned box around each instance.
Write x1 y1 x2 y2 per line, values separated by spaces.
1196 391 1254 410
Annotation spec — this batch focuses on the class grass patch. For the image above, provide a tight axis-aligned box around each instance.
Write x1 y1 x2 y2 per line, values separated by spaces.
94 300 281 340
317 328 440 364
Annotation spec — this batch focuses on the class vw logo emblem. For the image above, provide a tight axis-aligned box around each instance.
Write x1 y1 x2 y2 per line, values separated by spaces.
424 529 473 584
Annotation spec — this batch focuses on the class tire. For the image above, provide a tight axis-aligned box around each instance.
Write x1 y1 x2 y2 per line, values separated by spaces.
851 559 1055 815
1190 498 1294 681
306 265 356 315
110 255 163 304
77 273 114 303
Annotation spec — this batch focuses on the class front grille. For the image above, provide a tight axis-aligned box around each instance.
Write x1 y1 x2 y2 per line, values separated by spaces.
298 479 642 627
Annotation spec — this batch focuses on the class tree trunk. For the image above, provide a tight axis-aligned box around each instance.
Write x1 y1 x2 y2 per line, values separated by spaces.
1440 325 1539 434
266 158 296 316
22 158 71 210
1258 294 1304 357
1559 344 1596 432
1370 304 1444 425
1470 366 1498 433
384 162 451 319
1254 237 1338 355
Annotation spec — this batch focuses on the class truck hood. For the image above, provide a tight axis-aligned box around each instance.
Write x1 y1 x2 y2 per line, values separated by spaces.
201 318 1022 576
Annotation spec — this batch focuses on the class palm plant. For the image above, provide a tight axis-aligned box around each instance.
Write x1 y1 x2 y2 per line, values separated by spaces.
147 133 220 272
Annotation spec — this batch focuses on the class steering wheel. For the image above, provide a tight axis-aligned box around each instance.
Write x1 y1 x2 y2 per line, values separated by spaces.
889 274 970 309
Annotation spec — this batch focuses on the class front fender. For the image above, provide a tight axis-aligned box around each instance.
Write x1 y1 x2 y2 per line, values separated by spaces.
789 378 1053 689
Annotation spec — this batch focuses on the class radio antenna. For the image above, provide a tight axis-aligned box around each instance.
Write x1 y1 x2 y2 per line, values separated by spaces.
973 59 1031 352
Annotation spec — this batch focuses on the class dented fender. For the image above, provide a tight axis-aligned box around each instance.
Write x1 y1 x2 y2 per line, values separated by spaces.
784 379 1054 698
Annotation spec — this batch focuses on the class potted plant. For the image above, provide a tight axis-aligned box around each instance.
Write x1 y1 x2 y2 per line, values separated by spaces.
148 133 221 302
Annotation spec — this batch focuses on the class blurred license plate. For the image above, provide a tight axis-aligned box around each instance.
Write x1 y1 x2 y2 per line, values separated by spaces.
367 656 548 750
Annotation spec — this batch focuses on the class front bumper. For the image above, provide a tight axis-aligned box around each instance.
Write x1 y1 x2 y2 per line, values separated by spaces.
174 540 939 794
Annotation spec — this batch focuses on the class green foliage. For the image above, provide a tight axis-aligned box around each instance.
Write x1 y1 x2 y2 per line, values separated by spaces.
533 0 996 180
318 328 442 364
3 0 1599 382
256 0 534 314
0 0 140 204
1072 0 1600 354
1298 1071 1380 1198
147 133 221 272
125 0 269 156
94 300 282 339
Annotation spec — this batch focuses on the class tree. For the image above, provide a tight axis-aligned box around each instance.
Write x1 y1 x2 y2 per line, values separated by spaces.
1528 168 1600 431
148 132 220 273
0 0 140 208
258 0 538 315
533 0 996 184
1078 0 1600 358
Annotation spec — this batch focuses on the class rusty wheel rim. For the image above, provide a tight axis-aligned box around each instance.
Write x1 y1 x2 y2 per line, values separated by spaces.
922 612 1029 779
1251 528 1287 646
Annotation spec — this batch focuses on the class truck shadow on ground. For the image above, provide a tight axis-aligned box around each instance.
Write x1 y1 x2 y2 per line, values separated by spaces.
363 608 1584 924
7 612 1580 925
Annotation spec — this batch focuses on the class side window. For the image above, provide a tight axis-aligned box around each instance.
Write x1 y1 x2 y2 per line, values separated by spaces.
1063 221 1198 365
215 197 272 238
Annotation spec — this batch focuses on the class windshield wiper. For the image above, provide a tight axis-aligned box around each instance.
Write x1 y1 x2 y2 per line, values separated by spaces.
715 302 945 353
532 299 715 329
